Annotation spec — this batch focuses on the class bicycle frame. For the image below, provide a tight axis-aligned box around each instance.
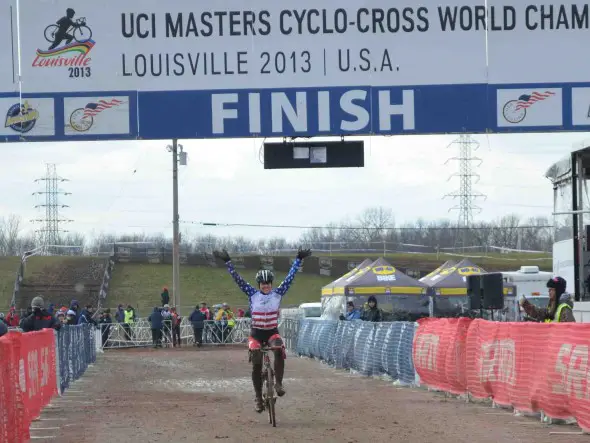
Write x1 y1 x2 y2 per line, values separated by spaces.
260 345 281 427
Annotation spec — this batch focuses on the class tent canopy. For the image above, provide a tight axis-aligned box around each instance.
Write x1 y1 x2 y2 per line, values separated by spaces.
321 258 372 296
419 260 457 285
343 257 428 296
425 258 515 296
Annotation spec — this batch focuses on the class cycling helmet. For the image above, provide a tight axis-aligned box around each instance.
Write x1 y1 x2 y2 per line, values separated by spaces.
66 8 75 16
256 269 274 284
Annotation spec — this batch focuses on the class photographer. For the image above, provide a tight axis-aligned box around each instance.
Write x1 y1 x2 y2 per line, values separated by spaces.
20 296 61 332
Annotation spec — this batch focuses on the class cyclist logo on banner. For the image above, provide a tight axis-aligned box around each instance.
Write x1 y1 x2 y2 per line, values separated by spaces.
69 98 126 132
4 101 39 134
33 8 94 79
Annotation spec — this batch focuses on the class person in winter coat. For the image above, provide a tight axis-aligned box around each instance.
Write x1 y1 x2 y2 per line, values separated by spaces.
6 307 20 327
340 301 361 321
47 303 55 315
189 305 207 347
0 320 7 338
148 307 163 348
520 276 575 323
20 296 61 332
161 304 172 346
170 307 182 347
70 300 81 323
161 287 170 306
99 309 113 348
115 304 126 323
199 302 211 320
78 305 97 326
361 296 382 322
66 310 77 325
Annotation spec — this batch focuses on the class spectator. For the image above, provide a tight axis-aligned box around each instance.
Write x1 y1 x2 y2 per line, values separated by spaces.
361 296 382 322
66 310 77 325
340 301 361 321
520 277 575 323
6 307 20 327
161 287 170 306
0 319 7 338
99 309 113 348
47 303 55 315
123 304 136 341
56 310 66 324
0 313 7 326
199 302 211 320
78 304 97 326
189 304 207 347
237 308 245 318
171 307 182 347
115 304 125 323
70 299 81 323
161 304 172 346
20 296 61 332
148 306 163 348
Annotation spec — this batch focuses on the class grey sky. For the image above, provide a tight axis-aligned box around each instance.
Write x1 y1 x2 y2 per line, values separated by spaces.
1 132 586 243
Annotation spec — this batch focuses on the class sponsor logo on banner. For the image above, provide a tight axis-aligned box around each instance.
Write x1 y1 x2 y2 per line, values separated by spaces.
479 339 516 385
69 99 125 132
232 256 245 269
32 9 95 76
319 258 332 276
571 87 590 126
552 343 589 396
260 256 274 271
5 101 39 133
497 88 562 127
414 333 440 371
373 265 397 282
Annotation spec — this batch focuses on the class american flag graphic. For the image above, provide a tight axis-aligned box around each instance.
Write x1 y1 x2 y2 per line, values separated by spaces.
83 99 124 118
514 91 555 110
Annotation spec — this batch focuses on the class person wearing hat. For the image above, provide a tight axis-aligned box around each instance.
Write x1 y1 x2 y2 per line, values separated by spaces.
161 287 170 307
520 276 575 323
20 296 61 332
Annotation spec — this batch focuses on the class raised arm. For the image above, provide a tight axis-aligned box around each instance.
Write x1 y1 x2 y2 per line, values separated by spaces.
275 258 302 296
226 260 257 297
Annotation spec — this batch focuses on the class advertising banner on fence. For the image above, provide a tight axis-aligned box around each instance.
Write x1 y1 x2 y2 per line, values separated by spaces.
4 0 590 140
414 318 590 432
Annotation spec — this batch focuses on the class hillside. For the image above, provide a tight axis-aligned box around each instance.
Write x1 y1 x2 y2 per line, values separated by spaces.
0 256 21 310
106 263 334 316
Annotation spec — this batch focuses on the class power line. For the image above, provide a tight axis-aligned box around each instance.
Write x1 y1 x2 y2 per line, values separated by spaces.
180 220 554 231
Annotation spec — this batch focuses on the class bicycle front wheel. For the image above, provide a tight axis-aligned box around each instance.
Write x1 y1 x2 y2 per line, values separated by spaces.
266 368 277 427
74 25 93 42
44 24 58 43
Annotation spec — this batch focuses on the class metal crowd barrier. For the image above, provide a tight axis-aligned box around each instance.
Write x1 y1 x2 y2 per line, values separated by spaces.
294 319 419 386
99 318 252 349
55 324 97 393
278 318 300 352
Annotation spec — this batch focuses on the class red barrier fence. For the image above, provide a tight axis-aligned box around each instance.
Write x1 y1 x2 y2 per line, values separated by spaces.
413 318 590 431
0 330 57 443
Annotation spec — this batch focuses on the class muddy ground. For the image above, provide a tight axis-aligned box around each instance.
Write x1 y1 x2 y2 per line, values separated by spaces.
30 346 587 443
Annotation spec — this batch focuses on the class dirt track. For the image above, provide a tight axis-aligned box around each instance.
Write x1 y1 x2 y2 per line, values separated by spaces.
31 347 586 443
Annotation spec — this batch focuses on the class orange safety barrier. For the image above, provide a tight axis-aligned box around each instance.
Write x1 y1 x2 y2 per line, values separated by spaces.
413 318 590 432
0 330 57 443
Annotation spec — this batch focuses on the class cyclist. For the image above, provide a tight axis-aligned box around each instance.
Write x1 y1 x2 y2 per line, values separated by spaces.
48 8 81 50
214 247 312 413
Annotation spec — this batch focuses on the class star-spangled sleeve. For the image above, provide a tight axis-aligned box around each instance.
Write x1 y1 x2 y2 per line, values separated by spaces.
275 257 302 297
227 260 257 297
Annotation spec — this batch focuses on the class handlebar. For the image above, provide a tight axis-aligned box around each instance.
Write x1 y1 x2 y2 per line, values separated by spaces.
76 17 86 25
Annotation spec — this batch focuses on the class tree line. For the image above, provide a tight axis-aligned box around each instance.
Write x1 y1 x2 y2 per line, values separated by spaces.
0 207 554 256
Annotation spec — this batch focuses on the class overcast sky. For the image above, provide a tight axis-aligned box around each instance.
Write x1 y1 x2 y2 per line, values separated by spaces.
0 132 587 243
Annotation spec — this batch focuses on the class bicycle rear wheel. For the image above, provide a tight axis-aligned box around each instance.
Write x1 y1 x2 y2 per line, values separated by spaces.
266 368 277 427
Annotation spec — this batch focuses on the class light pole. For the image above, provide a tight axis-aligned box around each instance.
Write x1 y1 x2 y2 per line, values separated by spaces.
167 140 187 312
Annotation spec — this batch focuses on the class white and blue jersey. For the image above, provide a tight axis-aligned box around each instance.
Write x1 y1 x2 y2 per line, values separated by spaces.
226 258 302 330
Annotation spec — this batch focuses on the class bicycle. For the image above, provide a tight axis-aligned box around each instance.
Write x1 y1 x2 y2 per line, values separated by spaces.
44 17 93 44
260 344 280 427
